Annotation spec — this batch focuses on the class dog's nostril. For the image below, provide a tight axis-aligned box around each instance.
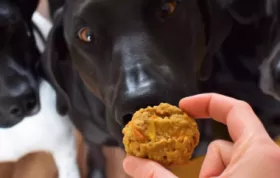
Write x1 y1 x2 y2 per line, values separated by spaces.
122 114 133 126
9 106 22 116
26 99 36 110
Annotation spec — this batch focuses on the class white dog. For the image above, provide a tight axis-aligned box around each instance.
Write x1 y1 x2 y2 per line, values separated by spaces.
0 79 80 178
0 12 80 178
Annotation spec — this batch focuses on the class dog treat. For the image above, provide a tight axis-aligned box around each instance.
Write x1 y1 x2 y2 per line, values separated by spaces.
122 103 200 166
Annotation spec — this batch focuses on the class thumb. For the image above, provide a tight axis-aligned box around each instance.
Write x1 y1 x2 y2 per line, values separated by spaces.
200 140 233 178
123 156 178 178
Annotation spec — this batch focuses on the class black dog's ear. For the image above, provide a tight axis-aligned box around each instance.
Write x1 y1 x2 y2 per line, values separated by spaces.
40 8 71 115
12 0 39 20
216 0 278 24
198 0 233 81
199 0 278 81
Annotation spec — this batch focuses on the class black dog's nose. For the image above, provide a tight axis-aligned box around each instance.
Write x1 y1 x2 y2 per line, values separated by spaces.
113 62 188 127
122 113 133 126
116 83 183 127
8 89 39 118
118 100 162 126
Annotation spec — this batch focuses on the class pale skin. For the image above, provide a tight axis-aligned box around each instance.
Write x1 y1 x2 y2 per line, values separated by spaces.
123 93 280 178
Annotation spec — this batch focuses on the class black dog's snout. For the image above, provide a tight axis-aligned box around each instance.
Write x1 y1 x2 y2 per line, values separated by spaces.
113 61 187 127
8 88 39 118
116 83 183 127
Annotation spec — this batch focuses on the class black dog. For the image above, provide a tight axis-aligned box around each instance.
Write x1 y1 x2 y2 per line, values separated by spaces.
259 1 280 100
202 0 280 138
260 34 280 101
258 3 280 136
42 0 239 152
0 0 41 128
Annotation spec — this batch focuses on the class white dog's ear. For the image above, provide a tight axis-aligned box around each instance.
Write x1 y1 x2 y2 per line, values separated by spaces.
216 0 278 24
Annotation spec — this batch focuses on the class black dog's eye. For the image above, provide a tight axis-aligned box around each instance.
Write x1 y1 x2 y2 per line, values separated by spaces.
77 27 93 43
159 0 181 19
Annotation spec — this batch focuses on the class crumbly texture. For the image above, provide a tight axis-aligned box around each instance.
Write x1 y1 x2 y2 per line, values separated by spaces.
122 103 200 166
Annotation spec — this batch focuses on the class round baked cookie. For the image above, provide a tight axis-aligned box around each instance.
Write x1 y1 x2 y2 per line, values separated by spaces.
122 103 200 166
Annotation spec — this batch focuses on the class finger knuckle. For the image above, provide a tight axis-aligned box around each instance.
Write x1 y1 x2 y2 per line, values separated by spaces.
210 93 222 98
207 140 221 152
210 139 225 145
236 100 252 110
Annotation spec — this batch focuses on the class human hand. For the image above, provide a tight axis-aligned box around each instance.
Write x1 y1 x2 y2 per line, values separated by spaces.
123 93 280 178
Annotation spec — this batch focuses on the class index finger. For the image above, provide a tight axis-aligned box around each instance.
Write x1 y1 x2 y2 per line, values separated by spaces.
179 93 268 142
